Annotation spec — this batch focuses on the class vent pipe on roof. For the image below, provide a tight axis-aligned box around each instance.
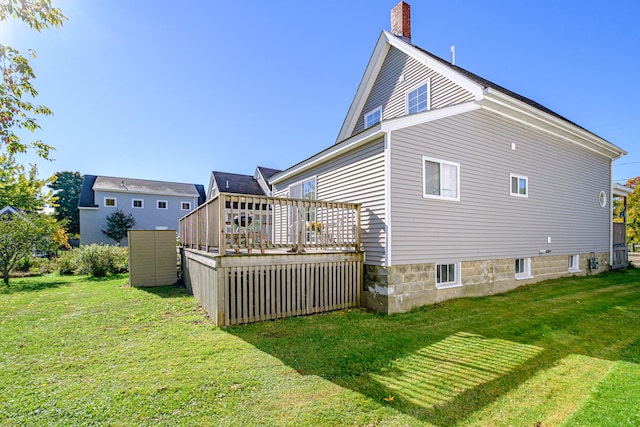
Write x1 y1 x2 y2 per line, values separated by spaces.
391 2 411 43
225 180 229 189
451 45 456 65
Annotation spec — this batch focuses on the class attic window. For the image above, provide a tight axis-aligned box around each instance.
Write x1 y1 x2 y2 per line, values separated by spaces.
364 106 382 128
406 81 430 114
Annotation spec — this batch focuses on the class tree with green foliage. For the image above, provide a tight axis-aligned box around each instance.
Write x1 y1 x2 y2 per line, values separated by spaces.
102 209 136 246
0 210 67 285
49 171 82 235
1 0 66 158
0 153 52 211
624 177 640 249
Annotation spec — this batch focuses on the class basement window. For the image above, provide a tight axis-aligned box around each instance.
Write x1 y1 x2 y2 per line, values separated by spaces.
436 262 462 289
568 255 581 273
515 257 532 280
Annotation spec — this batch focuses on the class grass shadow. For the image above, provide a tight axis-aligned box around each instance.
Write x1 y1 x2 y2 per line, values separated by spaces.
134 282 192 299
229 269 640 424
0 276 71 294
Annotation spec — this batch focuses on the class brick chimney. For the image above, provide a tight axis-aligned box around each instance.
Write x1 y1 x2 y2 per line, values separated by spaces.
391 2 411 43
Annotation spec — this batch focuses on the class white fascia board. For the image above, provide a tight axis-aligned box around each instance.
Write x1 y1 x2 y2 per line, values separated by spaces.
613 182 634 197
381 101 480 132
480 89 627 159
383 31 484 100
271 124 384 185
336 32 391 143
78 206 99 210
94 188 199 198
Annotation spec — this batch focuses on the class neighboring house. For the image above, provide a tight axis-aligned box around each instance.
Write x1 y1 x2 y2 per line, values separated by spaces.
78 175 206 246
207 166 282 200
265 2 627 313
0 206 21 218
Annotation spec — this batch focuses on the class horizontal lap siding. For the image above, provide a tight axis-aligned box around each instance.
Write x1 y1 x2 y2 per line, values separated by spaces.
273 139 387 265
352 47 474 136
390 109 611 264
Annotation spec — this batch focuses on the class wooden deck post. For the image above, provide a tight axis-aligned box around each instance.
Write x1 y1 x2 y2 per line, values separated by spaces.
219 193 226 255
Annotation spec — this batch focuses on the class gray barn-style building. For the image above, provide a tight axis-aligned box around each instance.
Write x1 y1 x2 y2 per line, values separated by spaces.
78 175 205 246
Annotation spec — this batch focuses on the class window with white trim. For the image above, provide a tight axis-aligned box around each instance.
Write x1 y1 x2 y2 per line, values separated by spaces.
406 81 430 114
423 156 460 200
436 263 461 288
568 254 580 272
157 200 168 209
515 257 532 280
364 106 382 128
132 199 143 208
510 174 528 197
104 197 116 207
181 201 191 211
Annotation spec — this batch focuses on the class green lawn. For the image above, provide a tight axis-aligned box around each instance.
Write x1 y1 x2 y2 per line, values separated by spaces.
1 269 640 426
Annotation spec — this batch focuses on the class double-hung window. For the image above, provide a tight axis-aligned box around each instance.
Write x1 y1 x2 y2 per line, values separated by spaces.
510 174 528 197
132 199 143 208
104 197 116 207
406 81 430 114
364 106 382 128
181 202 191 211
157 200 168 210
436 263 461 288
423 156 460 201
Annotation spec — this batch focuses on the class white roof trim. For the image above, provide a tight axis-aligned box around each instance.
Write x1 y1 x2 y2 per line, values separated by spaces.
479 89 626 159
272 102 479 185
613 183 634 197
271 125 384 185
336 31 484 142
381 101 480 132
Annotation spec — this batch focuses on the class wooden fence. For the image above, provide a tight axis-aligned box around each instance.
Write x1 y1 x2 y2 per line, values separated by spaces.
181 248 363 326
179 192 361 254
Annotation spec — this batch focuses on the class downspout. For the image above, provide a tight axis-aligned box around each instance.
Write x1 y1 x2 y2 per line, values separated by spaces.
385 130 392 267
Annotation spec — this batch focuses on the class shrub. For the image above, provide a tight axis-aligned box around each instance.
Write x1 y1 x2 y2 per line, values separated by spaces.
57 250 78 275
77 244 127 277
13 257 33 272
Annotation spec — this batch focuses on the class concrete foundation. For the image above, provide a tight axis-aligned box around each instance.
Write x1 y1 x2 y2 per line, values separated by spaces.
362 252 609 314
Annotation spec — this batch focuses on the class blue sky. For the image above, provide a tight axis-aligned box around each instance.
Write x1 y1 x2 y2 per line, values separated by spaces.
4 0 639 187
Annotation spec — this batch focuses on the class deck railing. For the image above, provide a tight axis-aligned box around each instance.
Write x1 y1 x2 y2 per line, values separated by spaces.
179 192 361 254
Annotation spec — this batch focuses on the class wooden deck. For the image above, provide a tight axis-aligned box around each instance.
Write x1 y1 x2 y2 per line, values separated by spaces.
179 193 364 326
181 248 363 326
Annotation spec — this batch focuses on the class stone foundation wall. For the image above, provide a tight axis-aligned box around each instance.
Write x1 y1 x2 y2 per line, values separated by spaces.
362 252 609 314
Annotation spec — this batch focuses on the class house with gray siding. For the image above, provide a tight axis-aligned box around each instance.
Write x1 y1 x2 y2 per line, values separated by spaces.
207 166 281 200
267 2 627 313
78 175 205 246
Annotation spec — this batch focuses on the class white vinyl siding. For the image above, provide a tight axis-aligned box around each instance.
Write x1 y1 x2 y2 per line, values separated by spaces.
351 46 475 136
273 138 387 265
389 108 611 264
